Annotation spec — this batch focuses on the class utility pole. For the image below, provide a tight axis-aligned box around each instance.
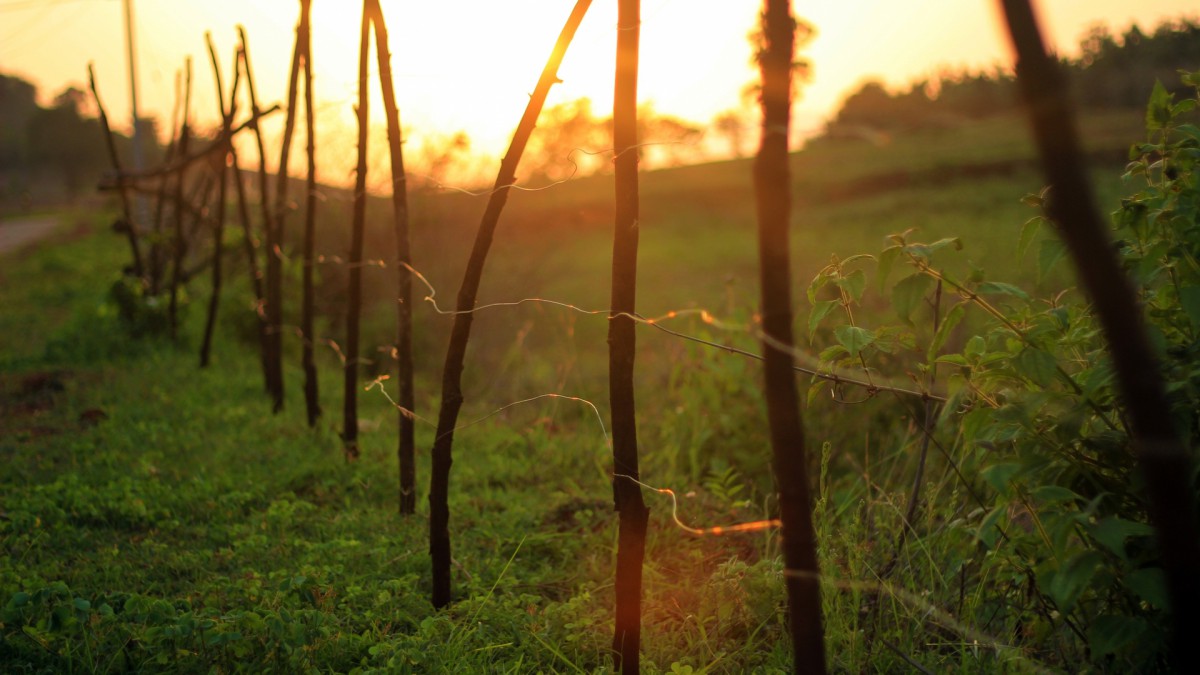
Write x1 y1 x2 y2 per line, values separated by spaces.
123 0 144 173
122 0 148 239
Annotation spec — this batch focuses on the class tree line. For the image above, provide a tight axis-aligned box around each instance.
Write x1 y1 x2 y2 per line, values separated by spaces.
0 74 165 203
828 17 1200 135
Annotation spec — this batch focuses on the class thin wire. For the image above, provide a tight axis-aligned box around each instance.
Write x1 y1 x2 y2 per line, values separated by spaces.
400 261 944 402
615 473 781 536
782 568 1054 675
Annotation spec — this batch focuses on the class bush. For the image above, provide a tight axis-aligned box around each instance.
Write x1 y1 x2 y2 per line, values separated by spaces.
814 71 1200 670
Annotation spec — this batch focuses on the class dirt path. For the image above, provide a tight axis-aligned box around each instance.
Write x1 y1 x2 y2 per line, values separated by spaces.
0 215 60 256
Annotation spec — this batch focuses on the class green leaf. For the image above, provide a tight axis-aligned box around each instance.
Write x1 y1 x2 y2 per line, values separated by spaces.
807 270 830 305
806 379 829 408
935 354 970 366
807 300 839 341
927 303 965 361
835 269 867 303
833 326 875 358
1014 348 1058 388
1031 485 1079 505
1091 517 1154 561
1176 123 1200 141
818 344 847 362
977 504 1006 547
981 462 1021 493
976 281 1029 300
1018 216 1043 258
1021 190 1046 207
1044 551 1103 613
1179 285 1200 329
928 237 963 253
1088 615 1149 658
877 245 902 292
1147 79 1171 131
1038 239 1068 282
892 273 932 325
1126 568 1168 609
964 335 986 358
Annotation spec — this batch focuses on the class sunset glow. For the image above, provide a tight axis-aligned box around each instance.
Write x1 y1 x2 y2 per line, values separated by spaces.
1 0 1196 186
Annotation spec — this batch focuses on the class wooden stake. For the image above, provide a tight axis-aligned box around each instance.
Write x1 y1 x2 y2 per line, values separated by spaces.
168 56 193 342
200 33 236 368
754 2 827 672
87 64 144 279
239 26 284 413
343 0 371 461
300 0 320 428
610 1 649 671
366 0 416 513
427 0 594 608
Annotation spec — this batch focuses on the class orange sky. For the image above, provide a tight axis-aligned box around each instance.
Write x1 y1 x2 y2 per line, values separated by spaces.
1 0 1196 185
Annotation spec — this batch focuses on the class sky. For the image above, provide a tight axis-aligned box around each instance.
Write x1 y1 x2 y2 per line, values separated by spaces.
1 0 1196 185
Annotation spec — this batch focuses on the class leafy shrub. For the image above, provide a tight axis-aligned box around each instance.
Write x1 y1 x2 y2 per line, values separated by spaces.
108 275 179 339
813 71 1200 670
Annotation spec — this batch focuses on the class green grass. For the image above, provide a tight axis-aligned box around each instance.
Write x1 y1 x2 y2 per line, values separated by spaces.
1 110 1148 672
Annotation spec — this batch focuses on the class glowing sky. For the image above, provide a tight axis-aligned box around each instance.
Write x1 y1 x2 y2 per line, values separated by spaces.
0 0 1196 183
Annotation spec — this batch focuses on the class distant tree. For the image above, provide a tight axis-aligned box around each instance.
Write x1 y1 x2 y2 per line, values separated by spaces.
522 97 705 179
825 17 1200 138
638 103 703 167
712 109 748 158
523 98 607 181
412 131 473 189
1074 19 1200 107
26 86 106 196
933 69 1017 119
0 73 38 171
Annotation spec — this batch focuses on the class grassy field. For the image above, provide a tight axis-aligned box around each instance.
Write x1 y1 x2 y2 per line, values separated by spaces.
1 108 1149 672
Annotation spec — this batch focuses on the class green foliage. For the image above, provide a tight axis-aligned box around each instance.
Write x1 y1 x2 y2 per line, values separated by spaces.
107 275 182 340
809 70 1200 671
